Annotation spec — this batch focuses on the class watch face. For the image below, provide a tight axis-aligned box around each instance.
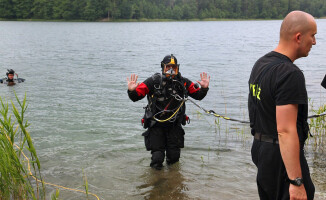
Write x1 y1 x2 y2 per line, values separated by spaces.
289 177 303 186
295 178 303 186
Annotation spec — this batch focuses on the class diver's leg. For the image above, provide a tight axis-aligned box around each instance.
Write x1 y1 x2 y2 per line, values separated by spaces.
166 125 184 165
149 126 166 170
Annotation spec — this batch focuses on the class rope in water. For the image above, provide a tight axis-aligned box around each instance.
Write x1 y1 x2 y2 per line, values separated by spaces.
186 98 326 123
186 98 250 124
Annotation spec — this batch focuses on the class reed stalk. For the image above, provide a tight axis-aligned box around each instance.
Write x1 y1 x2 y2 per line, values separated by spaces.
0 94 44 200
82 169 89 200
308 104 326 151
51 189 60 200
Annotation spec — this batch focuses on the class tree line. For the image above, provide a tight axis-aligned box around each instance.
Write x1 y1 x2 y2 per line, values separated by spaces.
1 0 326 21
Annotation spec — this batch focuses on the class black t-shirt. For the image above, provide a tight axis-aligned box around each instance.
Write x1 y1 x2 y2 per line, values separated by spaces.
248 51 308 143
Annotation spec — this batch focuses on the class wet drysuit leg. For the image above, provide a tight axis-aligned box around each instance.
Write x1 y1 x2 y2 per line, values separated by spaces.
166 124 185 165
145 124 185 169
148 126 166 169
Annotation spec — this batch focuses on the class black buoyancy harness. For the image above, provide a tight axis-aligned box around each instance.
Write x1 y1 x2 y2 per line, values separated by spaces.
141 73 189 128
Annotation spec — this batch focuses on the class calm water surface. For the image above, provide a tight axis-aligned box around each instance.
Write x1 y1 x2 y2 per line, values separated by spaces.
1 20 326 199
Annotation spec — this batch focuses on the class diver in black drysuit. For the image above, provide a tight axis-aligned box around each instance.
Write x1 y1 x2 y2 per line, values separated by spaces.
127 54 210 170
0 69 25 85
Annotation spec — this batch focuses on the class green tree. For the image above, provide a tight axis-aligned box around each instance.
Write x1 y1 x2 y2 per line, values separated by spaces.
1 0 326 21
32 0 54 19
259 0 273 18
72 0 87 19
108 0 120 20
279 0 289 18
83 0 97 20
13 0 33 19
172 5 183 20
61 0 75 20
288 0 300 11
0 0 15 18
120 0 133 19
182 1 197 19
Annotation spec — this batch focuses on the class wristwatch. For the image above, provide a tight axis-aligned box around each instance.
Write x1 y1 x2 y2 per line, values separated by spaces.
288 177 303 186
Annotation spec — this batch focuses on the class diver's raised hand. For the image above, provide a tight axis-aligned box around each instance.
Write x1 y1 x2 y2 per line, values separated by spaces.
197 72 210 88
127 74 139 91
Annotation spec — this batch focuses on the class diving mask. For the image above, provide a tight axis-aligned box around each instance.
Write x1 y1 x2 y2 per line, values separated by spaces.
164 64 179 77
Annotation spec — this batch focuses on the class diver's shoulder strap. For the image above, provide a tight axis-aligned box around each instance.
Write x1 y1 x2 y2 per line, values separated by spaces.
179 76 188 97
145 73 161 112
151 73 162 88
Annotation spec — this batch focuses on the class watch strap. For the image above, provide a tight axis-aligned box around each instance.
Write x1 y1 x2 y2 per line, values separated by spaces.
287 177 303 186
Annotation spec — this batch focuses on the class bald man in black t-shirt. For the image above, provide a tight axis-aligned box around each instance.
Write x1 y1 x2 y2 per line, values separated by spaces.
248 11 317 200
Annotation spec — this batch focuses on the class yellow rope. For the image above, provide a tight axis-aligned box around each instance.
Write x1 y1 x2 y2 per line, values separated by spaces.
5 134 100 200
153 100 185 122
209 112 231 120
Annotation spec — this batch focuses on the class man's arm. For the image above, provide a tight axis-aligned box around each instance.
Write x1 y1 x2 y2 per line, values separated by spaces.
276 104 307 200
127 74 149 102
187 72 210 100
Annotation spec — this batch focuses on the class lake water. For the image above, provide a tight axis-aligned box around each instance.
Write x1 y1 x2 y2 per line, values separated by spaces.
1 20 325 200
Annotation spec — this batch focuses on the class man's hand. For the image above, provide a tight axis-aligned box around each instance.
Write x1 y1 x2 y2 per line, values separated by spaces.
127 74 139 91
289 184 307 200
197 72 210 88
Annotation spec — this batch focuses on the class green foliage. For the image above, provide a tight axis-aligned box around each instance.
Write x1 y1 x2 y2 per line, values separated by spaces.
1 0 326 21
0 0 15 19
82 168 89 199
51 189 60 200
309 104 326 151
0 94 44 199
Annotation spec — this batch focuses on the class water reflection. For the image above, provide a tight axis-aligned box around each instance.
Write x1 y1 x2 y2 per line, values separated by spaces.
6 82 16 86
137 163 190 200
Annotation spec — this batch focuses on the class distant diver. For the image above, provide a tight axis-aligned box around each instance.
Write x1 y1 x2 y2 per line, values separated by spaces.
0 69 25 86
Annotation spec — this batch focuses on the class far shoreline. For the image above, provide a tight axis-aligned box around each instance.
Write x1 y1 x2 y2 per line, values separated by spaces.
1 17 326 23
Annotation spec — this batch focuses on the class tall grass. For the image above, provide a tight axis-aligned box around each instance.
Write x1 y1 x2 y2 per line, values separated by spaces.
0 94 44 200
51 189 60 200
309 104 326 151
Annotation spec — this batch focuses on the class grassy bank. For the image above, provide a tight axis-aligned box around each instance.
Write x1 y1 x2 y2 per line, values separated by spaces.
309 104 326 151
0 95 99 199
0 94 44 199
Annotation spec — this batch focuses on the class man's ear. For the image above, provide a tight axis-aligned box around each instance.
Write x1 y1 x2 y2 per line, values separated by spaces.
295 32 302 43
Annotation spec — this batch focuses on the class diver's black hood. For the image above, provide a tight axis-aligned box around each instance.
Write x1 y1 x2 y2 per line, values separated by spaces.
6 69 15 82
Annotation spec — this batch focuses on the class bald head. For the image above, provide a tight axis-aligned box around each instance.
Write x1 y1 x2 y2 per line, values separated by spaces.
280 11 316 41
